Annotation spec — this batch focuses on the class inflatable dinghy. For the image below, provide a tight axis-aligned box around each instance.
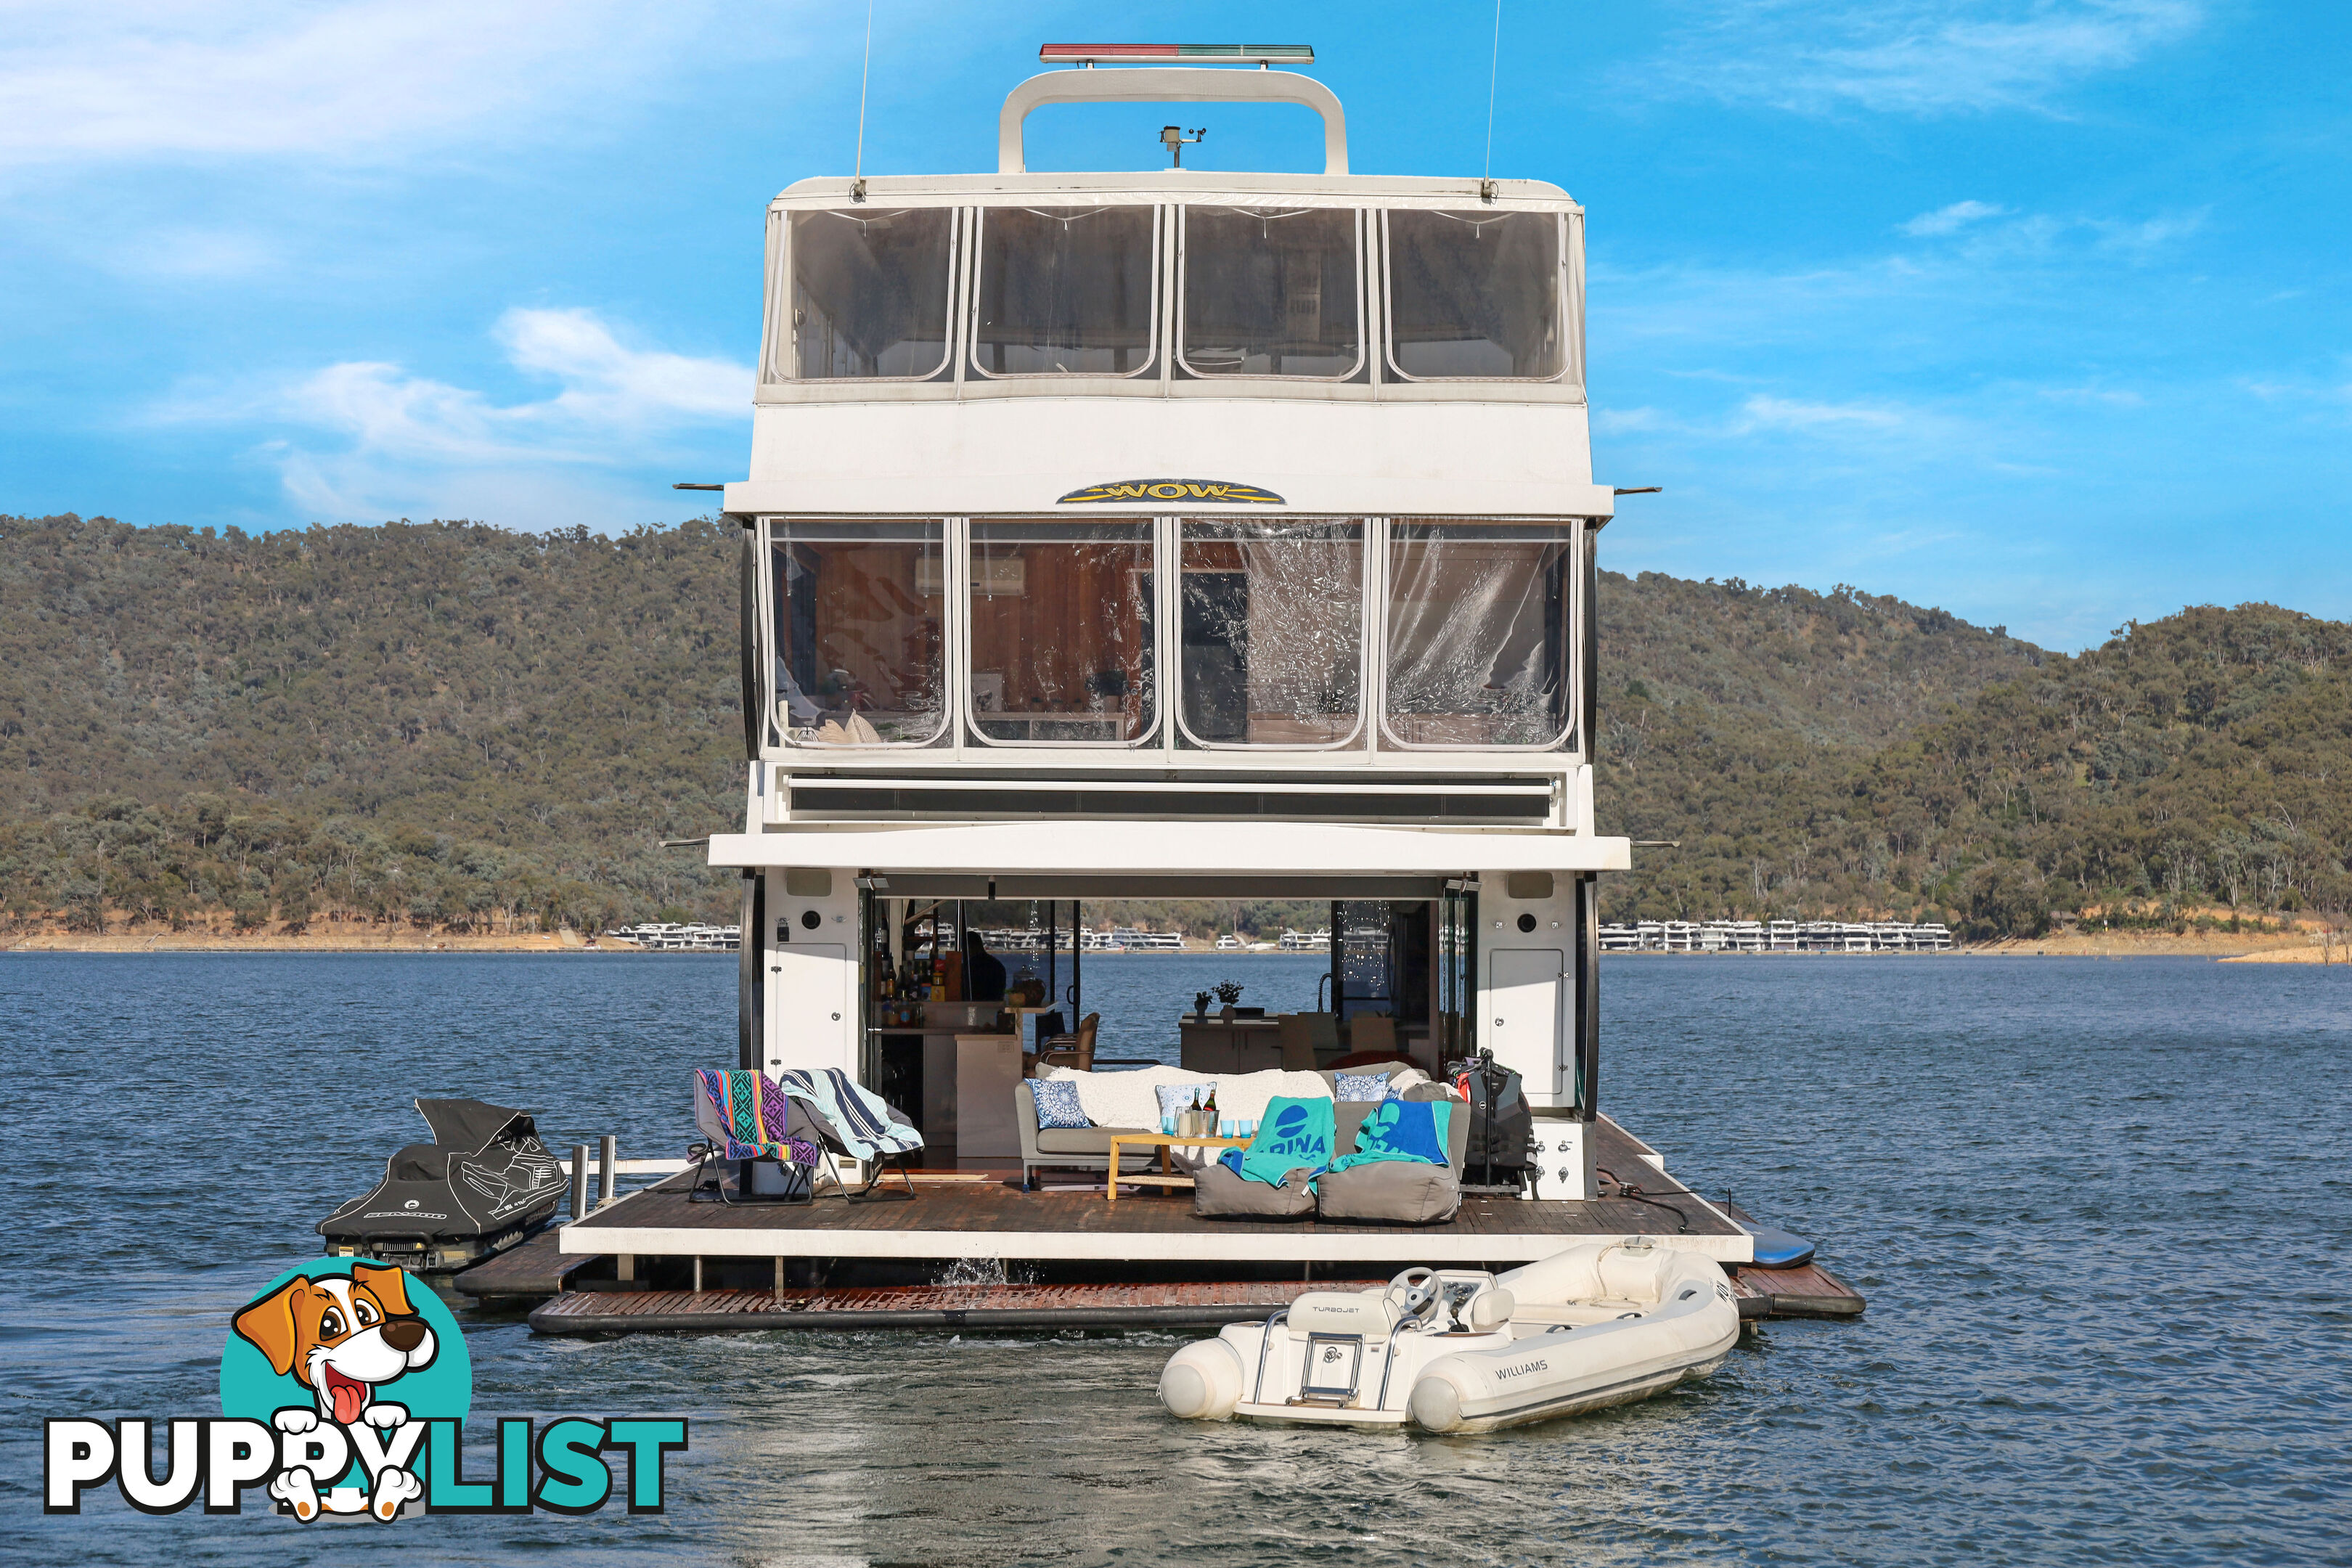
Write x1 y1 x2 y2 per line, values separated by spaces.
318 1098 565 1273
1160 1238 1740 1432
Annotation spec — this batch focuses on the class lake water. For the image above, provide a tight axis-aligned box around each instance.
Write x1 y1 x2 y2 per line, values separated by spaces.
2 952 2345 1565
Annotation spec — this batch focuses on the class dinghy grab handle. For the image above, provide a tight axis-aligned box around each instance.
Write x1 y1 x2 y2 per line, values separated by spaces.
999 68 1349 174
1252 1307 1289 1405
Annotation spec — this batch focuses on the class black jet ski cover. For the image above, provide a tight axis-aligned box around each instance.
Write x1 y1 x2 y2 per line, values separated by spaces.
318 1098 565 1244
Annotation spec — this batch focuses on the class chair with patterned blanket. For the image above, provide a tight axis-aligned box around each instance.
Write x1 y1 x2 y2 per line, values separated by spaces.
774 1066 924 1201
689 1069 823 1205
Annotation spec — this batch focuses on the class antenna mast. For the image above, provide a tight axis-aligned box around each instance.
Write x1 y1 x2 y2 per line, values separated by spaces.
1481 0 1502 203
852 0 875 202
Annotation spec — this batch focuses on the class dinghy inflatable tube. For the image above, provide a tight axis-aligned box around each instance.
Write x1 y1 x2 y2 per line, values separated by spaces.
1159 1241 1741 1433
1159 1337 1246 1421
1408 1246 1739 1433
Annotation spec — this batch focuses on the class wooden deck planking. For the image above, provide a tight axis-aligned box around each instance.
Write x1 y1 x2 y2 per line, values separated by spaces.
567 1180 1733 1240
526 1266 1866 1335
449 1231 593 1301
1726 1259 1867 1318
528 1278 1383 1335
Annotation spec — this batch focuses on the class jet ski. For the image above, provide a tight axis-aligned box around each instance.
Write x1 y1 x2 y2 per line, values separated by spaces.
1159 1238 1741 1432
319 1098 565 1273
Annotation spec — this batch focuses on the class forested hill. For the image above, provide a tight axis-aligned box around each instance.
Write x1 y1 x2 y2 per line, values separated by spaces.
1600 600 2352 932
3 512 2338 937
1604 571 2046 748
0 514 746 931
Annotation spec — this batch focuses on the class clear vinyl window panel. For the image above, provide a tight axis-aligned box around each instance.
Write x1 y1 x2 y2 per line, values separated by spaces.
971 206 1159 377
968 520 1157 745
1177 519 1363 748
786 209 956 380
1179 207 1363 379
1384 211 1567 381
1383 522 1575 749
772 521 947 747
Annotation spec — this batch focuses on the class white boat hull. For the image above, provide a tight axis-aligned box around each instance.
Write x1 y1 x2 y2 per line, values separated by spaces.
1160 1241 1742 1434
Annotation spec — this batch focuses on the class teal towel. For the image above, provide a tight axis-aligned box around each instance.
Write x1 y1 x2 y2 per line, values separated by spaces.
1328 1100 1453 1172
1231 1095 1336 1187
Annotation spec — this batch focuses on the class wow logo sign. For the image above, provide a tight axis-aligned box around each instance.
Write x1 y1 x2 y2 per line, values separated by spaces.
45 1258 685 1522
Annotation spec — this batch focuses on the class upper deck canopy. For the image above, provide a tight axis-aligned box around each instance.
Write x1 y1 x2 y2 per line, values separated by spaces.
735 62 1605 550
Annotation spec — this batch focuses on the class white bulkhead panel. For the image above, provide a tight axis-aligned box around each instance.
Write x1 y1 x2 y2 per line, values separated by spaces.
762 867 860 1077
766 944 852 1077
734 399 1605 520
1485 948 1566 1100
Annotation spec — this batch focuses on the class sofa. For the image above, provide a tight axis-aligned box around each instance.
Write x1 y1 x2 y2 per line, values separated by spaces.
1015 1079 1157 1188
1016 1069 1470 1223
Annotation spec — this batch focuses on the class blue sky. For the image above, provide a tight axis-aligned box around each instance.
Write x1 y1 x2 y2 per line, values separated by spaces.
1 1 2345 649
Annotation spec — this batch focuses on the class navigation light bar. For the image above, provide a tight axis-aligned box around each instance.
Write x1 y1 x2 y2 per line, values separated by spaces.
1039 44 1315 66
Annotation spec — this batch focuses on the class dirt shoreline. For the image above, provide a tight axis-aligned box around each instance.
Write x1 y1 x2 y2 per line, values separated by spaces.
0 920 611 954
6 926 2344 962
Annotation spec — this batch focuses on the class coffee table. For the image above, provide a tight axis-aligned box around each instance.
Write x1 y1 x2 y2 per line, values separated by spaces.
1103 1133 1250 1202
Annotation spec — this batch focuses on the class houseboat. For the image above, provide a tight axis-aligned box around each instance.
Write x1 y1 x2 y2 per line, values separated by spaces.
534 46 1864 1330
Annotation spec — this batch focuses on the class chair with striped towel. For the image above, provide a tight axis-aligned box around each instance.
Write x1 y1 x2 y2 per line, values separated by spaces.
775 1067 924 1201
688 1069 822 1205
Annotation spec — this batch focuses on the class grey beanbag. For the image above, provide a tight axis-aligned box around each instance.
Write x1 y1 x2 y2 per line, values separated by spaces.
1193 1161 1317 1219
1315 1159 1462 1225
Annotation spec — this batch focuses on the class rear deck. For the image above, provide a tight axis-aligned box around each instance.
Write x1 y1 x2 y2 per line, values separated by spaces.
468 1117 1874 1334
556 1116 1750 1267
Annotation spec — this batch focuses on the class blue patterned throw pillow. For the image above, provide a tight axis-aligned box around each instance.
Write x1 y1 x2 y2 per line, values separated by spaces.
1032 1077 1092 1130
1334 1071 1390 1103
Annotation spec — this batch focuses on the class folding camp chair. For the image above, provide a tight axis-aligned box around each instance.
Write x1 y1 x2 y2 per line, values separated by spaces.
688 1069 822 1205
774 1067 925 1201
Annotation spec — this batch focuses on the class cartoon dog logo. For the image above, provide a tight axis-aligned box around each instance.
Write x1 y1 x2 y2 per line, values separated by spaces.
232 1262 436 1521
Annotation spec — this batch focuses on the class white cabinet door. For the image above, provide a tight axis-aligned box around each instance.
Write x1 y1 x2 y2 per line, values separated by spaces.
766 944 851 1077
1487 949 1565 1098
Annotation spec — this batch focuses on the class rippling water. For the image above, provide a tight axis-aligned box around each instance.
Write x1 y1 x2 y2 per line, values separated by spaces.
3 952 2345 1565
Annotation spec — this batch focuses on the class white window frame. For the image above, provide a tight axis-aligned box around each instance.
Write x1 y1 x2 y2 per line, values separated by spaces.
967 205 1164 381
1173 205 1368 383
1374 518 1581 753
772 208 963 385
765 517 957 751
960 518 1166 748
1378 210 1575 385
1170 516 1373 751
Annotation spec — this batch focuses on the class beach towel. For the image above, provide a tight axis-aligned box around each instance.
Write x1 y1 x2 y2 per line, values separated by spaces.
775 1068 923 1161
1220 1095 1336 1188
1328 1099 1452 1172
693 1069 820 1166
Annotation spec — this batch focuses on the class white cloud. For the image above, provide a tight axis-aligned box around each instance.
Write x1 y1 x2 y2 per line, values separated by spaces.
278 309 746 461
0 1 766 168
1647 0 2203 117
2089 208 2210 254
161 306 750 526
1903 199 2008 236
1735 396 1910 433
1593 406 1673 434
2038 384 2145 407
